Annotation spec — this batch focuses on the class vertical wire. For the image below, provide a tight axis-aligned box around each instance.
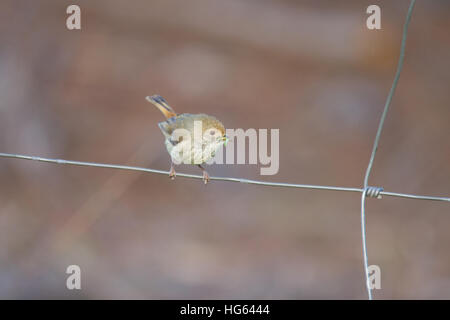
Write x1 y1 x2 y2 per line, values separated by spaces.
361 188 372 300
361 0 416 300
363 0 416 188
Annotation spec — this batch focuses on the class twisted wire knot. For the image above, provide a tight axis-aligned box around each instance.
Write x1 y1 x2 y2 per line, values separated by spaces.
365 186 383 199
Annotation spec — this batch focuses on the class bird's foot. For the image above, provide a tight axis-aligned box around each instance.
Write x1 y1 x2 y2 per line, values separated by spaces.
169 165 176 180
202 170 210 184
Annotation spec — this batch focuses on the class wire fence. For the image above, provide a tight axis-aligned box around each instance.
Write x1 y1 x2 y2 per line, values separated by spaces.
0 0 448 299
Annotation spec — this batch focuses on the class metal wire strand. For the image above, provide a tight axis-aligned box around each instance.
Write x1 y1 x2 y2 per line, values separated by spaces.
365 186 384 199
360 0 417 301
0 152 448 203
361 188 372 300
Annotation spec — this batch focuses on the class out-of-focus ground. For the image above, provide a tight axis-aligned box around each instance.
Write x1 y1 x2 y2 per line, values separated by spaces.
0 0 449 299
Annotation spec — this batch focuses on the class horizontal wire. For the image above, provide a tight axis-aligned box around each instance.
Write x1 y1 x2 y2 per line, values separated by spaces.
379 191 449 202
0 152 448 203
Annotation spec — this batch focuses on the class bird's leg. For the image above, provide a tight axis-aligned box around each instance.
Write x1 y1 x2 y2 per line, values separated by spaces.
198 164 210 184
169 162 176 180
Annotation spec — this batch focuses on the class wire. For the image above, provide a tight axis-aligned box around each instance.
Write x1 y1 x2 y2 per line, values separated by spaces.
0 152 448 203
363 0 416 188
360 0 417 300
361 188 371 299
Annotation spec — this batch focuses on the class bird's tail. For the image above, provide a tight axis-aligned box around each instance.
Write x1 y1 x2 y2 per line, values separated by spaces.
146 95 177 119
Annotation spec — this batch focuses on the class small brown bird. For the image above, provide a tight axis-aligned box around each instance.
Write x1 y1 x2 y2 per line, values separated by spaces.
146 95 227 184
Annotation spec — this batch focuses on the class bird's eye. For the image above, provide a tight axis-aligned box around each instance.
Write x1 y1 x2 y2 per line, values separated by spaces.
209 130 216 136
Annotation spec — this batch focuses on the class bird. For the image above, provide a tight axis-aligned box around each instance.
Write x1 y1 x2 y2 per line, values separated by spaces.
146 95 228 184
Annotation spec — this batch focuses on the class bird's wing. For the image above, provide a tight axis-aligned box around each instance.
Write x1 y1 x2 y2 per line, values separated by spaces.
159 120 186 147
158 121 173 139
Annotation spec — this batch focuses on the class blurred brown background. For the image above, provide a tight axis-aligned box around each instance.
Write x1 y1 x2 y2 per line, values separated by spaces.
0 0 449 299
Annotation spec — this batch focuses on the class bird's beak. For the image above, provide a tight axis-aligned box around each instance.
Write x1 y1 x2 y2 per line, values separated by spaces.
222 134 229 146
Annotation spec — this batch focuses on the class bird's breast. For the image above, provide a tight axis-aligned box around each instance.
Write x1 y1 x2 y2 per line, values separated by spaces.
165 138 223 165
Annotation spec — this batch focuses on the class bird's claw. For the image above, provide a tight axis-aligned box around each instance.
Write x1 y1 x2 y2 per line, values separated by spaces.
202 170 210 184
169 166 176 180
